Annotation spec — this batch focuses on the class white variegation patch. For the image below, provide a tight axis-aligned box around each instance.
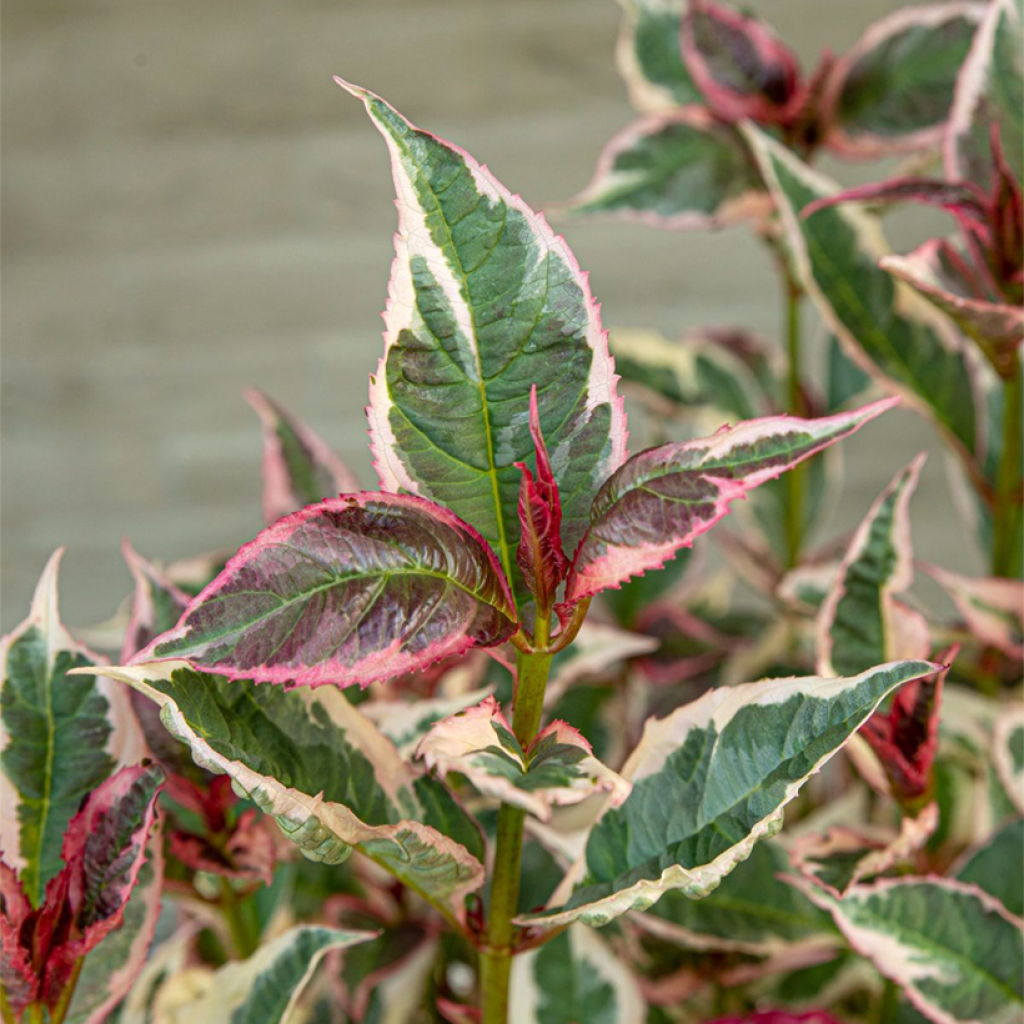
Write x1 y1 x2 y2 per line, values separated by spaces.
993 706 1024 815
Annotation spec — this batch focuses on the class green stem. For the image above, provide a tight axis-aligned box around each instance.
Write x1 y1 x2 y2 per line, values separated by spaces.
219 877 260 960
784 282 806 570
49 958 86 1024
480 636 553 1024
992 367 1022 578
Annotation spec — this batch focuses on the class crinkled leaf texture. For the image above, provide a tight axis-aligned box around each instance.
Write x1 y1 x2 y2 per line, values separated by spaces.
142 925 377 1024
817 455 929 677
146 493 517 689
823 3 984 156
565 109 767 230
517 660 935 929
89 662 486 923
744 125 998 494
793 876 1023 1024
244 388 360 527
565 399 895 604
510 925 645 1024
416 696 630 822
338 80 625 600
0 550 147 906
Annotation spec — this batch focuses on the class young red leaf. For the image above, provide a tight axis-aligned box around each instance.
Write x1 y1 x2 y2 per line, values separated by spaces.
682 1 802 124
244 388 360 526
564 399 896 604
144 493 517 689
515 387 569 612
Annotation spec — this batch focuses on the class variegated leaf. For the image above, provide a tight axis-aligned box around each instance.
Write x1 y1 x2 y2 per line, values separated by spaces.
339 81 626 600
823 4 984 156
510 925 645 1024
0 551 147 907
955 816 1024 918
416 696 630 822
788 802 938 899
615 0 702 112
545 620 659 704
517 660 935 929
744 126 996 492
817 456 929 677
793 876 1024 1024
88 662 486 923
565 109 766 230
993 707 1024 814
921 562 1024 658
635 839 836 954
121 541 191 663
146 925 377 1024
146 494 517 689
946 0 1024 191
244 388 360 526
565 400 895 604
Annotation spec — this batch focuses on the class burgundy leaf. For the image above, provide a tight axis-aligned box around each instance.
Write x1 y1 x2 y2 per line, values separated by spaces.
144 493 518 689
861 649 953 806
682 0 802 124
515 387 569 612
0 862 36 1015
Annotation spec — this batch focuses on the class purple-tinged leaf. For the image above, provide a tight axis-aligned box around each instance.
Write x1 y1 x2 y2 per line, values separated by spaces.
120 541 191 664
921 561 1023 658
145 493 517 689
0 861 35 1014
416 696 630 821
516 388 569 613
681 1 802 124
822 3 984 157
817 456 929 678
946 0 1024 192
243 388 360 527
802 178 990 229
339 80 626 598
564 399 896 604
881 241 1024 371
788 801 938 898
564 109 768 231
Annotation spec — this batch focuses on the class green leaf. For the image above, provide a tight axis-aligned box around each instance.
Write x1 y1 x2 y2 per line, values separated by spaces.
948 0 1024 191
339 81 626 601
91 662 486 924
638 839 835 954
825 332 872 413
744 126 997 492
955 816 1024 918
416 696 630 821
994 707 1024 815
824 4 983 155
795 876 1024 1024
0 551 144 906
616 0 702 111
510 926 645 1024
817 456 929 677
566 110 766 229
518 660 935 929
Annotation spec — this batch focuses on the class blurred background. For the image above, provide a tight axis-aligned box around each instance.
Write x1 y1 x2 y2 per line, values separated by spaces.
1 0 975 631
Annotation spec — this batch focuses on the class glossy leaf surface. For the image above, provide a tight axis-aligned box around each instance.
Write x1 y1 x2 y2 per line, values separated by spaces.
518 660 934 929
148 494 517 689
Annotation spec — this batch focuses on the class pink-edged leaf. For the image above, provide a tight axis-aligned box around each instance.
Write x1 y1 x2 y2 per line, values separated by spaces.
817 456 929 678
3 763 165 1017
861 654 951 807
564 108 769 231
681 1 802 124
707 1013 842 1024
802 178 990 229
821 3 985 157
921 561 1024 658
120 541 191 663
515 387 569 612
144 493 517 689
243 388 360 527
881 240 1024 364
788 801 939 898
563 399 896 604
339 80 626 600
946 0 1024 192
415 696 630 822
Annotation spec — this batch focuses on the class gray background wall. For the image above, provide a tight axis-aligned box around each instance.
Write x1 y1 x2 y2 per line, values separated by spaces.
1 0 975 632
